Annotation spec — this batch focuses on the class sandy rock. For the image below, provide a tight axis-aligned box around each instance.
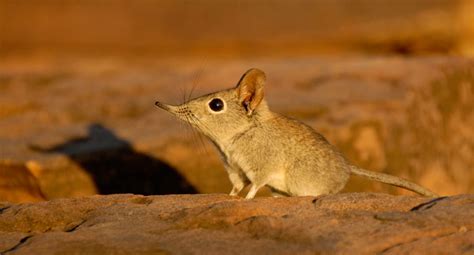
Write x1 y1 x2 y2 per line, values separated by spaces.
0 193 472 254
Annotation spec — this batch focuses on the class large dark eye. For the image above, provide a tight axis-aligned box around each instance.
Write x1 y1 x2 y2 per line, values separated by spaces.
209 98 224 112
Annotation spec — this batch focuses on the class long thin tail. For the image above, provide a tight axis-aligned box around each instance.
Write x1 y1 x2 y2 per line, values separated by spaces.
350 166 438 197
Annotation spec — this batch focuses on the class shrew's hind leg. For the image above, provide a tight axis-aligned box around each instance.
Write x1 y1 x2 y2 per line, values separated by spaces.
245 183 266 199
245 174 277 199
230 182 247 196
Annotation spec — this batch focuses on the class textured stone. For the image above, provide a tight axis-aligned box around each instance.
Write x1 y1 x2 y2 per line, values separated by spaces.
0 193 473 254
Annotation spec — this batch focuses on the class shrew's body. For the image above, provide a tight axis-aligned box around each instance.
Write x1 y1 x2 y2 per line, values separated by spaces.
155 68 437 199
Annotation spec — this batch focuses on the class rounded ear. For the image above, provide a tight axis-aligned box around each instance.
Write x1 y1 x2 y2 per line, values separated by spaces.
236 68 266 115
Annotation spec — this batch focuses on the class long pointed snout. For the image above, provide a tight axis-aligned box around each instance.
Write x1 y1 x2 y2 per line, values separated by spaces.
154 101 182 118
154 101 171 111
155 100 195 125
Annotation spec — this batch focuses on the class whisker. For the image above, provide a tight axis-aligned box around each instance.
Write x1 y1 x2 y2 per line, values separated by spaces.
176 106 192 142
179 87 194 143
182 110 200 151
187 73 198 103
191 124 207 155
182 84 188 105
189 114 211 155
188 60 208 103
180 107 207 156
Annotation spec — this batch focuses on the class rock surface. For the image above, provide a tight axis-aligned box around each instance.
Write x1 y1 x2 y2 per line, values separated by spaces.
0 193 473 254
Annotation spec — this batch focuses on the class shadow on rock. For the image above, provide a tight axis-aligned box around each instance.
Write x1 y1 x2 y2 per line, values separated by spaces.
31 123 197 195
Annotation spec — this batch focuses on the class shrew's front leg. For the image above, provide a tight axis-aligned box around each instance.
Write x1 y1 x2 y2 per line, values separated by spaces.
225 165 250 196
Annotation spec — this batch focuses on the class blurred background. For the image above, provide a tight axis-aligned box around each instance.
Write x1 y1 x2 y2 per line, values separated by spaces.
0 0 473 202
